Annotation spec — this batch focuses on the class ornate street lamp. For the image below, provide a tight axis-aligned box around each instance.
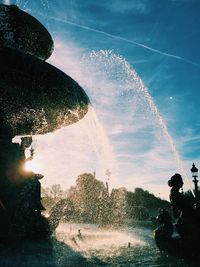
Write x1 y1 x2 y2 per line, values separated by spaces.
191 163 199 198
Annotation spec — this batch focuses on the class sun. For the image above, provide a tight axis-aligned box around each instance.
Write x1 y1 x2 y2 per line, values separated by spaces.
25 160 40 173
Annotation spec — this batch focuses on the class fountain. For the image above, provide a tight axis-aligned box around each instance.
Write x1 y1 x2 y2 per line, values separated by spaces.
0 3 89 241
0 3 197 267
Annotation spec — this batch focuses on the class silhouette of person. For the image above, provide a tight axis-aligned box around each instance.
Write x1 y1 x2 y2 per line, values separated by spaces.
77 229 83 239
168 173 195 239
154 208 173 251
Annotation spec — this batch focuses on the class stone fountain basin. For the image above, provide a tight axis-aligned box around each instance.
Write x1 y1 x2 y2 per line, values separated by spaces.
0 47 90 136
0 4 53 60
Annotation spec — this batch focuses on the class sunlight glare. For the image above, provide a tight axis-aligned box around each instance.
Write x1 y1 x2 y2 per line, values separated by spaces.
25 160 40 173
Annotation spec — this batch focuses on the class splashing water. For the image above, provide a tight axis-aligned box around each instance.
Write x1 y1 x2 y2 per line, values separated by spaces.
115 56 194 194
3 0 10 5
81 50 194 195
16 0 30 9
83 107 116 180
15 0 50 12
56 223 145 259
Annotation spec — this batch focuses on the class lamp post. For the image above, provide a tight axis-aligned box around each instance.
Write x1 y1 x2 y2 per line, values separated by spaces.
191 163 199 199
105 169 111 194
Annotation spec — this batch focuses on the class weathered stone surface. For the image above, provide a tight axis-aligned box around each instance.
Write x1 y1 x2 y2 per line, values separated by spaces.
0 47 89 136
0 4 53 60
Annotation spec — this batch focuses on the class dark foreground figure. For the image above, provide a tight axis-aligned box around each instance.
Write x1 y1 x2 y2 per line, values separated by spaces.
155 173 200 260
0 135 51 242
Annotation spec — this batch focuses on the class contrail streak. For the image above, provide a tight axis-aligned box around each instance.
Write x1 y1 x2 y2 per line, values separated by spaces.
37 13 200 67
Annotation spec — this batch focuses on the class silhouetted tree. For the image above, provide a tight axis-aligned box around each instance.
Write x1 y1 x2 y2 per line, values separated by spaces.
68 173 107 223
50 184 62 201
126 188 170 219
110 187 127 225
98 182 111 226
42 177 171 226
41 185 67 211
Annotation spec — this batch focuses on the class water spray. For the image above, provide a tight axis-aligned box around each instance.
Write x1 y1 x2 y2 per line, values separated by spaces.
4 0 10 5
108 52 195 196
126 61 195 197
83 107 116 183
83 50 195 197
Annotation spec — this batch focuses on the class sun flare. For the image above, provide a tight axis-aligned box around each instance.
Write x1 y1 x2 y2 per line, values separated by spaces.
25 160 40 173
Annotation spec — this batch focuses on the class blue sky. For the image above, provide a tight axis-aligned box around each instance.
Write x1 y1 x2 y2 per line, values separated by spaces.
5 0 200 199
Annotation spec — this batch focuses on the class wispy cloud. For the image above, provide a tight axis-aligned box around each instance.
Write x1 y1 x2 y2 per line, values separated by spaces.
39 13 200 67
97 0 150 14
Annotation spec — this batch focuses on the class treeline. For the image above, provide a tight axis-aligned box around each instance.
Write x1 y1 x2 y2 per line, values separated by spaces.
42 173 170 226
